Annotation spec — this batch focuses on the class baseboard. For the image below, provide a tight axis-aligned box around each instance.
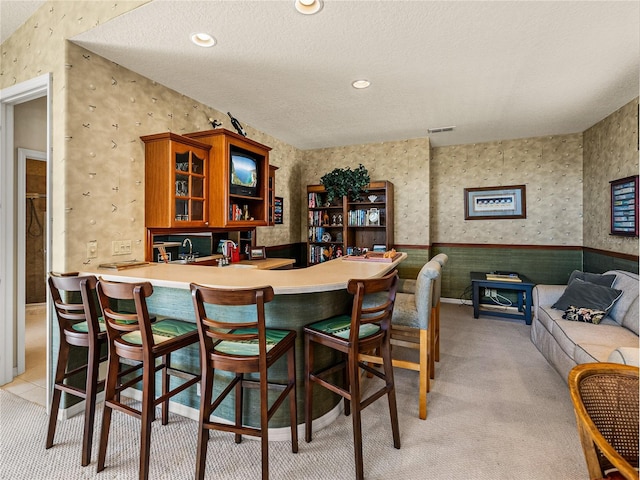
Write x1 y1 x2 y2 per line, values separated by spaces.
441 297 472 306
58 391 106 421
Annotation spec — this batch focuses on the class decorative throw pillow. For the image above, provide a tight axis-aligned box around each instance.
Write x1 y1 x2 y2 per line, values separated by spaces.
563 305 607 324
552 278 623 312
567 270 617 288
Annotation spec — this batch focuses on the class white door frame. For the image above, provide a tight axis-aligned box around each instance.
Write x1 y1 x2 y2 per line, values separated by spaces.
0 73 52 389
17 148 47 375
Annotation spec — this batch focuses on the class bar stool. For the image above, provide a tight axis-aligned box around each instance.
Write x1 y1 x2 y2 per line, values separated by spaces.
360 261 440 420
46 273 105 466
95 278 200 480
190 283 298 480
429 253 448 376
304 270 400 480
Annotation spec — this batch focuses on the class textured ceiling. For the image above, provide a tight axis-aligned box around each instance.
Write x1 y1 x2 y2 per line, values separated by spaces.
4 1 640 149
0 1 44 43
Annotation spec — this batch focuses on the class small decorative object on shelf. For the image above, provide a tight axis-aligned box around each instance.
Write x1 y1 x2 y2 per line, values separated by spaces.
248 246 266 260
208 117 222 129
367 208 380 226
368 194 378 203
320 164 370 202
227 111 247 137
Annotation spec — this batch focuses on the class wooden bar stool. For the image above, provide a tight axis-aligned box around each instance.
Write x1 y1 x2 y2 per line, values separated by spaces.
304 270 400 480
190 283 298 480
46 273 106 466
95 278 200 480
360 261 440 420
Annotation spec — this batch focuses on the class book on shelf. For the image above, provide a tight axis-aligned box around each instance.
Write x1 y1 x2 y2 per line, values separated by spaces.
308 192 323 208
485 273 522 283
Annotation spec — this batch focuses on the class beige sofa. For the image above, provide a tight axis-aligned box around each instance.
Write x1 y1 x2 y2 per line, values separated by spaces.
530 270 639 382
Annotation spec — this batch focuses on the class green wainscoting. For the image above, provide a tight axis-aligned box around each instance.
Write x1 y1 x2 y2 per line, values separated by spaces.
583 249 639 274
393 247 431 280
398 245 583 301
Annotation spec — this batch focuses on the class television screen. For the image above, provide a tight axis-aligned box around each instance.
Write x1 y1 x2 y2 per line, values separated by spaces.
230 150 258 196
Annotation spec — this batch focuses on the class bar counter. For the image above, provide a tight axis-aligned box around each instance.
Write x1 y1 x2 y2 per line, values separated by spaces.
87 253 405 294
81 254 406 437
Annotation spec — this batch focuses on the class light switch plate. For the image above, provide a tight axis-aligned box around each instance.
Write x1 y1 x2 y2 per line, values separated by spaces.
112 240 132 256
87 240 98 258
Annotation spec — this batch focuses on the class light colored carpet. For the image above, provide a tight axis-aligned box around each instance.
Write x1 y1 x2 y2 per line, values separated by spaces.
0 303 586 479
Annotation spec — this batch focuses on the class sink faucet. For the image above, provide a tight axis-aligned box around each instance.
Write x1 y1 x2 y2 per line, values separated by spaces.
182 238 193 256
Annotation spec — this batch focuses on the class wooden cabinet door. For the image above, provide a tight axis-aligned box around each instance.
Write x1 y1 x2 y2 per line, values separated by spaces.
142 132 211 228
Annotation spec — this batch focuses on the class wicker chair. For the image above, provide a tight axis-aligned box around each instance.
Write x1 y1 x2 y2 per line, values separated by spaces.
568 363 639 480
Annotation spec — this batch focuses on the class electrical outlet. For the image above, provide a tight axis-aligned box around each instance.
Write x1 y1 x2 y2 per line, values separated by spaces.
112 240 132 256
196 382 201 397
87 240 98 258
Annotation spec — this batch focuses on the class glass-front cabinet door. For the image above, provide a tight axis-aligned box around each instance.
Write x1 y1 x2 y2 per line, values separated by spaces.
174 149 206 224
141 132 211 229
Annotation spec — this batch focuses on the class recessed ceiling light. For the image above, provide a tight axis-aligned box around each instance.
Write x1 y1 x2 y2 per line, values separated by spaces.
352 79 371 89
295 0 323 15
191 33 216 47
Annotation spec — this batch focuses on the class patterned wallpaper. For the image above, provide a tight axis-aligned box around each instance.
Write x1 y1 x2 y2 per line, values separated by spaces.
64 42 299 269
2 1 300 270
1 1 147 271
583 98 639 256
2 1 637 272
431 134 584 245
301 138 431 245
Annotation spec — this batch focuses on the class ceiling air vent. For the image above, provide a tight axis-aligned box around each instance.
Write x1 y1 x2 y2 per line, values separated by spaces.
427 126 456 134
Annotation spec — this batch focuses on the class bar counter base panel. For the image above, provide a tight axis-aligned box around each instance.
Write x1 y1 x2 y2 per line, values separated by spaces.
121 387 345 442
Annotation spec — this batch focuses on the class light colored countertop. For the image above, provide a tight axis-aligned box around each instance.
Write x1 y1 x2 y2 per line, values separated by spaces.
237 258 296 269
83 253 405 294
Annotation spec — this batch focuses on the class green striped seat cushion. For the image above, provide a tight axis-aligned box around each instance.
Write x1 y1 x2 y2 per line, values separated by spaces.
214 328 290 356
308 315 380 339
71 315 138 333
71 316 106 333
122 318 197 345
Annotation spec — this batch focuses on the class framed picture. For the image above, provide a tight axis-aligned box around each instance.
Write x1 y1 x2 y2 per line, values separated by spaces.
610 175 639 236
464 185 526 220
274 196 283 224
249 246 266 260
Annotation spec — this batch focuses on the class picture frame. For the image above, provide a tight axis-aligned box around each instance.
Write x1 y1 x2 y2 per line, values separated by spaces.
248 246 267 260
464 185 526 220
274 196 283 224
610 175 639 236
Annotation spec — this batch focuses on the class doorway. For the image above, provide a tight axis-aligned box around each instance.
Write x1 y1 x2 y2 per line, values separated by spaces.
0 75 51 404
3 148 48 405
